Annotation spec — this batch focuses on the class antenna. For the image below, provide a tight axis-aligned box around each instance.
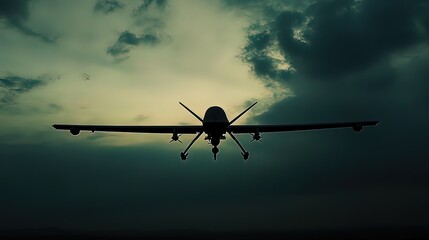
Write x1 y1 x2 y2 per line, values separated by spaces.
229 102 257 125
179 102 203 122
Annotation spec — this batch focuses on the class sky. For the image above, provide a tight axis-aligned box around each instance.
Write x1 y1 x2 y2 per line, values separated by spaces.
1 0 429 237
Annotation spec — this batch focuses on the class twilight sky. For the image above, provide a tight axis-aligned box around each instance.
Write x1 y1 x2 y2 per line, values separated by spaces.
1 0 429 235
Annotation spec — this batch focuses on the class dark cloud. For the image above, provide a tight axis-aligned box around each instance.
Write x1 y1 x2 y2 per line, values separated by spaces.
0 143 266 230
241 23 293 81
1 138 428 233
107 31 161 58
241 0 429 81
233 0 429 224
0 75 45 107
103 0 169 61
222 0 315 17
0 0 55 42
133 0 168 15
0 0 29 22
94 0 125 14
280 0 428 80
252 53 429 194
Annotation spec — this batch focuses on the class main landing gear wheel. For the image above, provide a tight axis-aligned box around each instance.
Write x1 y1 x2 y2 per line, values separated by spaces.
227 131 250 161
179 132 203 161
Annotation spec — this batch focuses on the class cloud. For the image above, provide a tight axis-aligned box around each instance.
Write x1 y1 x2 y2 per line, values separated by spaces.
0 75 45 107
0 0 55 43
278 0 428 80
222 0 314 17
241 23 293 81
107 31 162 58
1 141 428 231
133 0 168 15
94 0 125 14
241 0 429 81
0 0 30 24
0 1 277 146
232 0 429 198
104 0 170 60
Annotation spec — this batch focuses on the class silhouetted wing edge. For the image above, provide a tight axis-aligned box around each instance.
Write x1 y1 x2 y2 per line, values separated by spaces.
52 124 203 134
228 121 379 133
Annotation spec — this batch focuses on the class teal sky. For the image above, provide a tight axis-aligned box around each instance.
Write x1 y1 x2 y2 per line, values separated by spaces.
1 0 429 238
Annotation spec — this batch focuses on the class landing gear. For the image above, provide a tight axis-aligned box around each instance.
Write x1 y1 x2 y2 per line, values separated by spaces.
180 132 203 160
227 131 250 160
212 146 219 160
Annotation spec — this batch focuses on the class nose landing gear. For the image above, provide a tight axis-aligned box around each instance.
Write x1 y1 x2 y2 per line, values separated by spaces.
212 146 219 160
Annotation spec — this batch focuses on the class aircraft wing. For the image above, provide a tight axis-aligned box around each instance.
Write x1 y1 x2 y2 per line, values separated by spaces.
52 124 203 134
228 121 379 134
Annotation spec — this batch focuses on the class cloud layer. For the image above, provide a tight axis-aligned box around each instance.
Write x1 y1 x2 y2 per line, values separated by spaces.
0 75 45 106
0 0 428 235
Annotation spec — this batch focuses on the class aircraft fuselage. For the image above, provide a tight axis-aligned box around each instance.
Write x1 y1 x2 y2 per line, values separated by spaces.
202 106 228 147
